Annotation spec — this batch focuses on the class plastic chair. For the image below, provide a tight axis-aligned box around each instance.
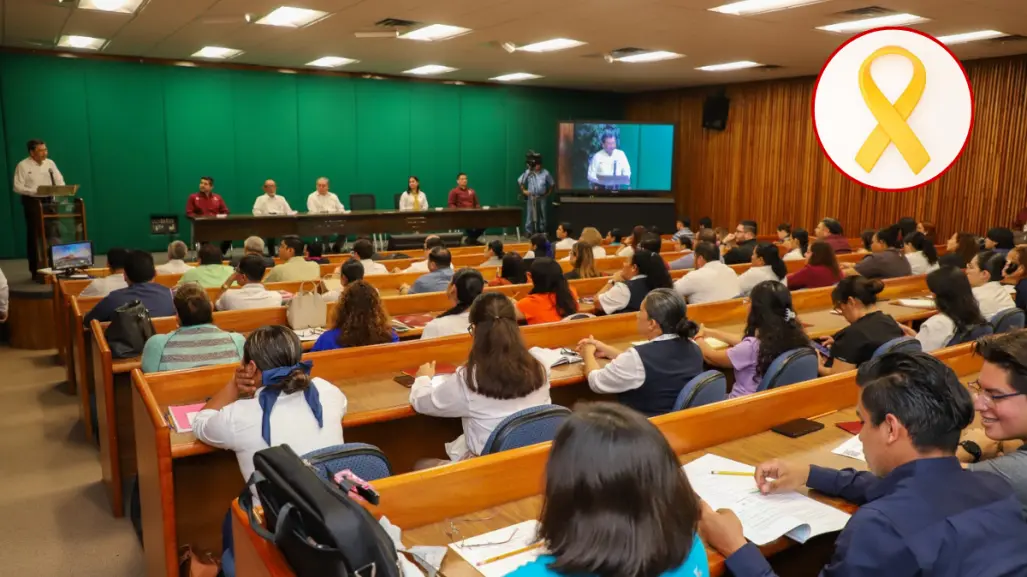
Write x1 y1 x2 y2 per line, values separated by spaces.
481 405 571 455
759 348 819 392
872 336 923 359
301 443 393 482
991 308 1026 334
672 370 727 411
947 323 994 347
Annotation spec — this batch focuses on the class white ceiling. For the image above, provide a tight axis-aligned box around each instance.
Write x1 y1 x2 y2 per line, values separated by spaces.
2 0 1027 91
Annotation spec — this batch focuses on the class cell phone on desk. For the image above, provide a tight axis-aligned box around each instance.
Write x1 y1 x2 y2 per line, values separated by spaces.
772 418 825 438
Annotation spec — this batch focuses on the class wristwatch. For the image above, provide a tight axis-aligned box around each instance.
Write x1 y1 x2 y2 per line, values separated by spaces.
960 440 982 463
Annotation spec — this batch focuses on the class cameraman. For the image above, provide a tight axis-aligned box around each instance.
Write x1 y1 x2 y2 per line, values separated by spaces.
517 151 554 235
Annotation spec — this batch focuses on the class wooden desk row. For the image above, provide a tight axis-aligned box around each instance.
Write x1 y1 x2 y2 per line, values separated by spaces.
130 274 932 576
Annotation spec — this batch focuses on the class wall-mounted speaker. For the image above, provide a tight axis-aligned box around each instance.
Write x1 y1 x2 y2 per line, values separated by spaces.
702 94 730 131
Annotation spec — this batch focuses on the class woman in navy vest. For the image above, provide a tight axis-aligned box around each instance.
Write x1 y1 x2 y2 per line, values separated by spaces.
595 249 674 315
578 289 704 417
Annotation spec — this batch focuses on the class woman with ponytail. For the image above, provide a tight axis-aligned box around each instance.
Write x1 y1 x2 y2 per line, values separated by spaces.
818 276 904 375
902 231 940 275
577 289 704 417
596 249 673 314
696 281 812 398
421 269 485 339
410 292 551 461
737 243 787 296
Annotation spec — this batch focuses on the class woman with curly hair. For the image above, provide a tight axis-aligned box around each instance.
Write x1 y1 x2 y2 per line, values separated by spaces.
694 280 812 398
311 280 398 352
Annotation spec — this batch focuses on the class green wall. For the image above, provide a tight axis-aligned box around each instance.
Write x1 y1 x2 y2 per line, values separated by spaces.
0 53 623 258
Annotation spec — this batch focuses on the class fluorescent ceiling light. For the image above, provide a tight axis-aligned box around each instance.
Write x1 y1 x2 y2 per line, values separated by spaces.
517 38 586 53
256 6 329 28
710 0 823 16
306 56 358 68
78 0 145 14
192 46 243 59
817 13 927 33
490 72 543 82
616 51 683 63
57 35 106 50
404 65 457 75
697 60 762 71
936 30 1006 45
399 24 471 41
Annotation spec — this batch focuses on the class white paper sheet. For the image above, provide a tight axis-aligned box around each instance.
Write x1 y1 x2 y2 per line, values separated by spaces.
895 298 936 309
832 435 866 462
449 520 542 577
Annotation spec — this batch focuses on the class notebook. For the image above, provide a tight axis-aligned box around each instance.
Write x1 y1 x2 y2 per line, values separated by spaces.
683 454 851 546
895 298 936 309
832 436 866 462
167 402 206 433
449 520 543 577
529 347 583 368
393 313 435 329
704 337 730 350
400 362 459 378
293 327 325 342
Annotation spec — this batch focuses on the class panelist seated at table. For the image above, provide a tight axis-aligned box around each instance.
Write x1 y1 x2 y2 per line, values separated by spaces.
398 176 429 211
508 403 710 577
579 289 704 417
156 240 192 275
251 180 293 216
264 236 320 283
900 267 986 352
421 269 485 340
215 255 283 312
83 251 175 325
410 293 552 463
595 249 673 315
700 352 1027 576
141 284 244 373
448 172 485 245
185 176 232 255
817 277 904 376
321 258 364 304
79 248 129 298
350 238 388 276
393 235 443 274
401 248 454 296
306 177 345 214
312 280 398 352
516 258 579 325
177 243 234 288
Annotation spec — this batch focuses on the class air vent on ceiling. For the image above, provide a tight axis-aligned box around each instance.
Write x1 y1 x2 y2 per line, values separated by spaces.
374 18 419 28
833 6 894 17
988 34 1027 44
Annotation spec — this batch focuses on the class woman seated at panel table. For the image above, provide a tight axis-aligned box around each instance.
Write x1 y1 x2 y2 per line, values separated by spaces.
311 280 398 352
903 231 940 275
695 281 812 398
421 269 485 340
968 250 1017 321
578 289 704 417
398 176 429 211
141 283 246 373
410 292 551 462
817 276 904 375
786 241 842 290
507 403 710 577
516 258 579 324
737 244 787 296
782 228 809 261
488 253 528 287
899 266 987 352
564 241 604 281
595 249 673 315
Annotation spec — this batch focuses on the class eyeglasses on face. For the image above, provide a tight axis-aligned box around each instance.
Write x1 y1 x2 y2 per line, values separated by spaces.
968 380 1027 406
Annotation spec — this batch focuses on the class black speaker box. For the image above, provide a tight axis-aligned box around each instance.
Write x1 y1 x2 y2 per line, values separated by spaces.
702 94 730 131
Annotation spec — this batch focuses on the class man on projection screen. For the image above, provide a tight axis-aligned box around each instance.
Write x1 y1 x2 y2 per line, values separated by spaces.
587 131 631 191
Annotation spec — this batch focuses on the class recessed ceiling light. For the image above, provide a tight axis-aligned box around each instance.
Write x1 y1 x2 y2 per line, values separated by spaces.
490 72 543 82
517 38 586 53
817 13 927 33
710 0 823 15
615 51 683 63
306 56 358 68
78 0 145 14
57 35 106 50
404 65 457 75
936 30 1006 45
256 6 329 28
399 24 471 41
192 46 243 59
697 60 762 71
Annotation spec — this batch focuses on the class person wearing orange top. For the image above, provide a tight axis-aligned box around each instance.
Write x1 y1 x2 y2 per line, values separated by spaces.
516 258 579 324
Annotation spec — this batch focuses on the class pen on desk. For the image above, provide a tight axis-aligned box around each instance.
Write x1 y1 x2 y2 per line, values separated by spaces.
477 542 544 566
710 470 754 477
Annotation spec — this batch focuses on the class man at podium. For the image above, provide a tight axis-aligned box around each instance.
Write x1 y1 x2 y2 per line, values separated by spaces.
185 176 232 255
587 132 631 192
13 139 65 274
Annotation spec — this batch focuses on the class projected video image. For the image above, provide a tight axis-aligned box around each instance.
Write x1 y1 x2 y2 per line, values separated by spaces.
51 242 93 270
557 122 675 192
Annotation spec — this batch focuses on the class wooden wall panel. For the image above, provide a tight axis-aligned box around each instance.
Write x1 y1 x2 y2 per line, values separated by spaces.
626 55 1027 239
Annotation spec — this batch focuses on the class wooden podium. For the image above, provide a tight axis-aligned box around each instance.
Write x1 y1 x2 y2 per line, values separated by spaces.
29 185 87 269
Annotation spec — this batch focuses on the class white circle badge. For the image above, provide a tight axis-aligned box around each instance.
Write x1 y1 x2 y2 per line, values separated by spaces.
813 27 973 191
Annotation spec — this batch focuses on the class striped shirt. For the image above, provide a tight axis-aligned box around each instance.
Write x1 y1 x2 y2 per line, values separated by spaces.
140 324 245 373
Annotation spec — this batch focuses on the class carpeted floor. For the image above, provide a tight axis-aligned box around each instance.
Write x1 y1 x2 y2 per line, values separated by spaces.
0 345 144 575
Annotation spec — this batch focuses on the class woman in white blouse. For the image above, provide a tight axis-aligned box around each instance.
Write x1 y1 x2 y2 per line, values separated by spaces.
903 231 940 275
398 176 429 211
968 251 1017 321
421 269 485 339
481 240 504 267
901 266 987 351
782 228 808 261
410 293 551 463
737 244 788 296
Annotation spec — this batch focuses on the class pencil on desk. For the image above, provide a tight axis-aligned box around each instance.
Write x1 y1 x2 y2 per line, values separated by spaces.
710 470 753 477
478 542 544 566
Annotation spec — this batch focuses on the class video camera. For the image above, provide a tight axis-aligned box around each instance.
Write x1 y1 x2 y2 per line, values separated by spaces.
525 150 543 169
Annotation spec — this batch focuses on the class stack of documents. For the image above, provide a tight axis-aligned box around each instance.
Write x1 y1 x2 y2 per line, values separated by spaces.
449 520 542 577
530 347 583 368
167 402 205 433
293 328 324 342
895 298 936 309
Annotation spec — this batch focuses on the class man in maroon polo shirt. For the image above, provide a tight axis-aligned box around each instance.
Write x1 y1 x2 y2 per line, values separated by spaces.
447 172 485 245
186 176 232 255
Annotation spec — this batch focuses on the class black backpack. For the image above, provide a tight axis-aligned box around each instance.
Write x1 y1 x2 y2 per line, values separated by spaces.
105 300 155 358
240 444 401 577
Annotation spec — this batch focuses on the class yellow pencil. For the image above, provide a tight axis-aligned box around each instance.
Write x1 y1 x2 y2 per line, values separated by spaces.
710 470 754 477
478 542 544 566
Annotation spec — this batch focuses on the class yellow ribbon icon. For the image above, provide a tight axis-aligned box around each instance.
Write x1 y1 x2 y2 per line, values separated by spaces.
855 46 930 175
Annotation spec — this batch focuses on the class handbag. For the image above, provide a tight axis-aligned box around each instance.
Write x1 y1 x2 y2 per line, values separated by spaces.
287 281 328 329
105 299 155 358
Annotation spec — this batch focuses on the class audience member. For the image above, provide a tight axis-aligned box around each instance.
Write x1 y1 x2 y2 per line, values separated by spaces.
900 266 986 352
577 227 607 259
617 225 647 258
410 292 551 461
0 266 7 323
482 240 504 267
698 216 713 231
84 251 174 324
843 225 912 279
396 235 444 273
215 255 283 311
815 217 852 254
312 280 398 352
938 232 979 269
782 228 808 261
350 238 388 276
264 236 320 282
737 243 786 296
402 247 454 295
639 233 663 254
786 241 841 290
902 231 939 275
1003 246 1027 311
421 269 485 340
488 253 528 287
896 216 918 241
603 228 623 246
776 223 791 243
509 402 708 577
177 243 233 288
580 289 703 416
596 250 673 315
917 221 936 238
673 217 695 243
554 222 577 250
674 242 740 304
564 242 602 281
817 276 904 375
516 258 579 324
80 248 129 297
696 281 811 397
524 233 553 259
722 220 758 265
670 229 715 271
156 241 191 275
986 227 1015 255
304 242 329 265
967 250 1016 320
141 283 245 373
701 352 1027 576
230 236 274 269
321 258 364 304
858 228 876 254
